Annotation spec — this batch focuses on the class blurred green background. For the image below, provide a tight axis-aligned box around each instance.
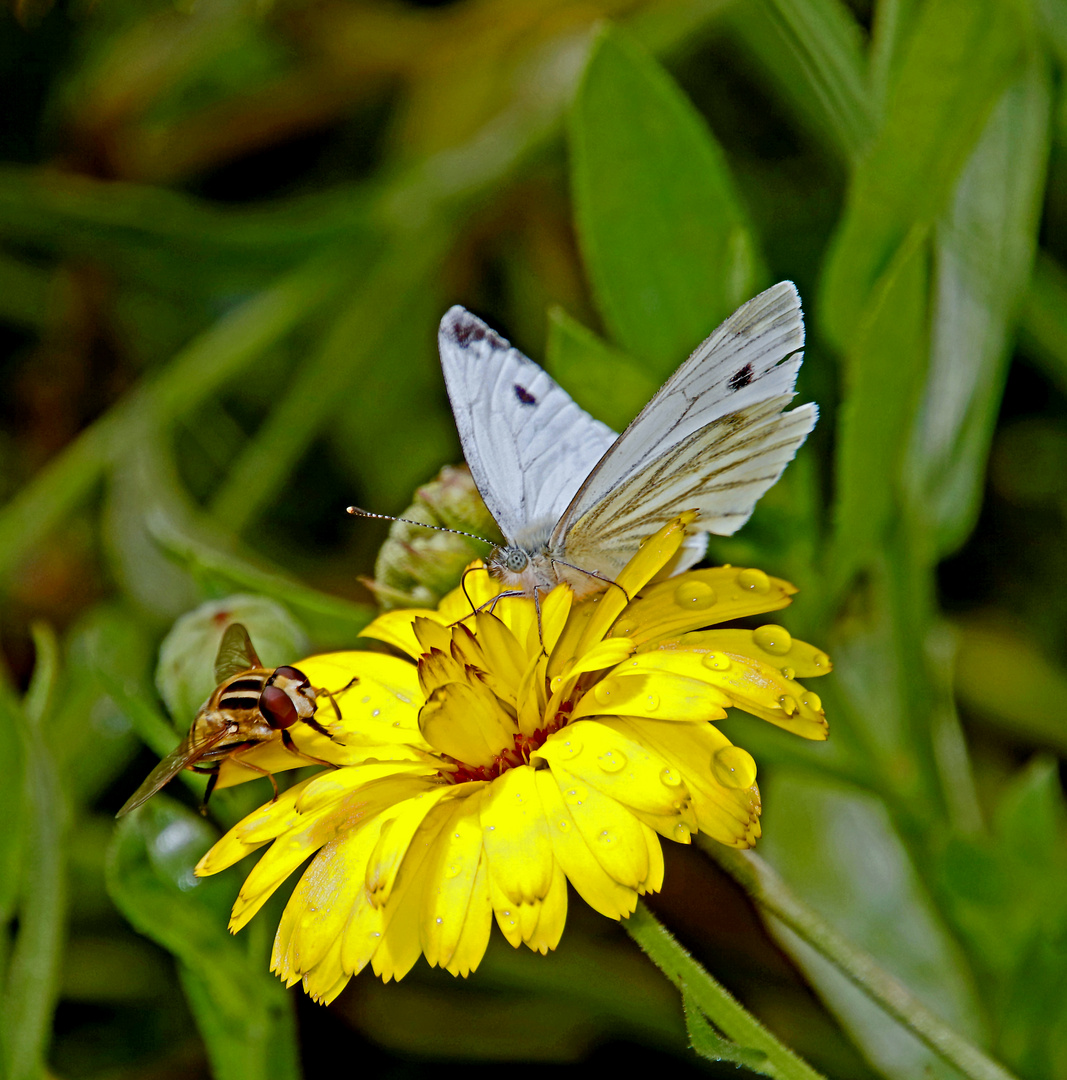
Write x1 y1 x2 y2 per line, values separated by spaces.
3 0 1067 1077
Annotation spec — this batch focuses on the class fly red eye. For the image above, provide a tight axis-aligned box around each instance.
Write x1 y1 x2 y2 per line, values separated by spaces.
273 666 309 687
260 685 299 729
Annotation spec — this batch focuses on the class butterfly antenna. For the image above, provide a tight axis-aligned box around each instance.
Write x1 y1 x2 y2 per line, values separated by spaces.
347 506 494 546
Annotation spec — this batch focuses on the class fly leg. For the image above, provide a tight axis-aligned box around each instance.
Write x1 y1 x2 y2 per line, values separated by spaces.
280 728 339 769
305 678 358 739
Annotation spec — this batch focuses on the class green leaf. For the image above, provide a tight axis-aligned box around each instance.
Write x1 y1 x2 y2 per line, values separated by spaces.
1 629 68 1080
729 0 874 162
544 305 658 431
905 59 1051 557
569 24 761 377
820 0 1024 348
155 595 309 726
1019 252 1067 396
830 232 929 585
107 798 300 1080
759 771 987 1080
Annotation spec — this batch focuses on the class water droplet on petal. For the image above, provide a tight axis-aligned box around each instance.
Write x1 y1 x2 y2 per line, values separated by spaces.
557 737 582 759
445 861 463 879
812 651 830 669
372 708 381 718
436 916 443 924
702 652 731 671
557 818 569 831
778 694 798 716
753 624 792 655
712 746 757 789
550 676 564 693
673 822 692 843
780 666 796 681
736 568 770 593
801 690 823 713
598 830 615 845
597 749 627 773
361 695 371 705
612 618 637 637
563 785 587 807
645 693 660 712
674 581 717 609
594 679 618 705
660 766 683 788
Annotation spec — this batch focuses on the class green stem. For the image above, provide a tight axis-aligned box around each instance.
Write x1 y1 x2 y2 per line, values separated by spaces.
624 900 826 1080
707 844 1019 1080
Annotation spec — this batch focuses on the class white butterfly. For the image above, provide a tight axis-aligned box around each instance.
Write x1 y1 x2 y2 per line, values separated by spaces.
438 281 816 599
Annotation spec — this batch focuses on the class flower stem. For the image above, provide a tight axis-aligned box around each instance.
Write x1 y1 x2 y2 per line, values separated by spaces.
624 900 827 1080
706 844 1019 1080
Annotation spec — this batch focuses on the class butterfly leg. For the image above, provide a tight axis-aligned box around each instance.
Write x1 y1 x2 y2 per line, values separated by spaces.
550 559 631 603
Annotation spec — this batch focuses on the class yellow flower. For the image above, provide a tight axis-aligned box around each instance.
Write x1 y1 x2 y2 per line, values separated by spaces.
195 516 830 1002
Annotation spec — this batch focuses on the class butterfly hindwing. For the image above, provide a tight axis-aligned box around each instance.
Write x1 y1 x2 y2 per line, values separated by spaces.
438 306 617 545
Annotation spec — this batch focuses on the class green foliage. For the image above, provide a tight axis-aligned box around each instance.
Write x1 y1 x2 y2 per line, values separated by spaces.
3 0 1067 1077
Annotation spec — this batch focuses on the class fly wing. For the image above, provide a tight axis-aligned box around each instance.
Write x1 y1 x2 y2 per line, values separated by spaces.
115 722 233 818
438 306 617 545
554 282 815 574
214 623 261 683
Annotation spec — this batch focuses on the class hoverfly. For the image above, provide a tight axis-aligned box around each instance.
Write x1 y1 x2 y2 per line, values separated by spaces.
116 623 353 818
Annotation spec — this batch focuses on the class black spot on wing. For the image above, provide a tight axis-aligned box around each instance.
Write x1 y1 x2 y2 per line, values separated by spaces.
728 363 754 391
448 310 508 351
514 384 536 405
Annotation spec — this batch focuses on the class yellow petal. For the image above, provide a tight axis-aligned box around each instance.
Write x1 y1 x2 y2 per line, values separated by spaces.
361 609 443 658
534 720 692 818
443 853 493 977
419 682 516 766
609 718 761 848
365 786 455 905
575 515 697 656
612 566 796 647
533 767 640 918
419 788 488 969
663 628 832 679
479 766 553 905
541 762 653 891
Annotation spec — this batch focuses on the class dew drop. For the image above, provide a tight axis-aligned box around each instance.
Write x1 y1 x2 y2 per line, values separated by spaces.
372 708 381 718
660 766 683 788
645 692 660 712
612 618 637 637
597 749 627 773
593 679 618 705
778 694 798 716
813 651 830 670
557 819 570 831
712 746 757 789
361 695 371 705
598 829 615 845
557 738 582 759
550 676 564 693
370 931 381 940
801 690 823 713
563 785 587 807
736 568 770 593
780 666 796 681
673 822 692 843
702 652 731 671
753 624 792 655
436 916 444 925
445 861 463 879
673 581 717 609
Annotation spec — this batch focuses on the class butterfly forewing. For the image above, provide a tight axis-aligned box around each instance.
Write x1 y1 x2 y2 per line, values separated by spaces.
551 282 812 558
214 623 262 683
438 306 617 545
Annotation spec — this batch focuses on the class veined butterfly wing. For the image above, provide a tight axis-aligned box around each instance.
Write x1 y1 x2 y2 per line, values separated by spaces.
551 282 816 579
438 306 616 546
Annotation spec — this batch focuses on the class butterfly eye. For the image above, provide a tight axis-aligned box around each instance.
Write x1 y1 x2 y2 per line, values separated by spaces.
504 548 528 573
260 685 299 729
